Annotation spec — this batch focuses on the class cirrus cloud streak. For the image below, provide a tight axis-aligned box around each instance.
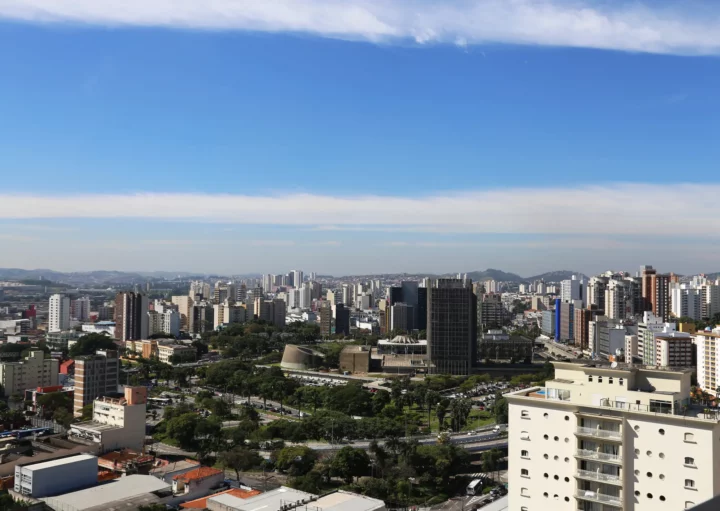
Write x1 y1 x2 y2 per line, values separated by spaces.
2 0 720 55
0 183 717 237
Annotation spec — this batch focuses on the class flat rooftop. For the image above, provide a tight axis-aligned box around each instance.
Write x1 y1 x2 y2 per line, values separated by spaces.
209 488 385 511
209 486 315 511
21 453 96 471
71 421 122 432
42 474 170 511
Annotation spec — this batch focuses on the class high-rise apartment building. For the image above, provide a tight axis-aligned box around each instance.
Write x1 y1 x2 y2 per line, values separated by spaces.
587 277 608 308
389 303 414 332
292 270 304 289
605 279 630 320
73 350 119 416
696 328 720 395
560 275 583 305
559 301 575 342
477 293 507 331
48 294 70 332
71 297 91 322
641 265 671 322
114 292 149 341
671 285 702 321
427 278 476 375
319 303 333 336
253 298 286 327
654 332 694 368
507 361 720 511
335 304 350 336
700 284 720 320
147 309 180 337
171 295 193 331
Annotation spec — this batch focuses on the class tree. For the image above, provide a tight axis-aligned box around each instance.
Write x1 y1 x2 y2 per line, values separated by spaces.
436 399 449 430
324 383 372 416
165 412 200 449
69 333 117 357
37 392 72 419
219 447 263 482
80 403 94 421
493 391 508 425
331 446 371 483
481 448 504 473
272 445 318 476
425 391 440 431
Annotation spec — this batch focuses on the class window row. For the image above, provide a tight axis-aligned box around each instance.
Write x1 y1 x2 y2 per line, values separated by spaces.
588 375 624 385
633 491 667 501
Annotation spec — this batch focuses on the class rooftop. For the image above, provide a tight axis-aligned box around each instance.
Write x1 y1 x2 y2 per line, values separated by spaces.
173 466 223 481
71 421 123 432
180 488 261 509
209 488 385 511
209 486 315 511
20 453 96 471
42 474 170 511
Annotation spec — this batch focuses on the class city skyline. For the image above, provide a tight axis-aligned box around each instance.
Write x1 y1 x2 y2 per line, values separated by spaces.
4 2 720 274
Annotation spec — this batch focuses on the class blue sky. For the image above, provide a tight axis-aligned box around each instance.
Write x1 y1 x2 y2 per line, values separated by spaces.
2 1 720 276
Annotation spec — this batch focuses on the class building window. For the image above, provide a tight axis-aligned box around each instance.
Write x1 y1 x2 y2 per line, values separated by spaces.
544 473 548 478
521 508 528 511
521 488 529 497
554 475 559 480
521 450 529 458
619 378 624 386
588 375 593 382
543 492 548 498
647 494 653 499
598 376 603 383
564 415 569 421
521 469 529 477
521 431 530 440
634 425 640 432
634 491 640 497
543 434 549 440
685 502 695 509
543 412 549 418
521 410 530 419
647 472 652 478
685 457 695 466
685 479 695 489
609 377 614 384
660 496 666 502
554 436 559 441
659 429 665 435
660 474 665 480
543 454 549 460
685 433 695 443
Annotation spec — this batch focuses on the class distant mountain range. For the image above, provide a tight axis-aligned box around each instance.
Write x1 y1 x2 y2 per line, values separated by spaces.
0 268 198 286
464 269 588 284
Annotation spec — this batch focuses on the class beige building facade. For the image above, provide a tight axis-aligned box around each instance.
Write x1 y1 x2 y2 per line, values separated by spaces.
507 361 720 511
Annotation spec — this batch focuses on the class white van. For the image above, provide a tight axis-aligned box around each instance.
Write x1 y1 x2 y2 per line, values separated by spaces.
493 424 508 434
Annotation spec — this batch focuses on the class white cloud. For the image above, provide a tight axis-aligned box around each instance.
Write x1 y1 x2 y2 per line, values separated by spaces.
2 0 720 55
3 183 720 238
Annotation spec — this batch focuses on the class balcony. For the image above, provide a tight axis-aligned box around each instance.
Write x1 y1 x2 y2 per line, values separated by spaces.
575 490 622 507
575 426 622 441
575 449 622 464
575 469 622 485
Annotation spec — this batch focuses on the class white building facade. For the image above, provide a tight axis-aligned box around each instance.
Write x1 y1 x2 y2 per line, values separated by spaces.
508 361 720 511
49 294 70 332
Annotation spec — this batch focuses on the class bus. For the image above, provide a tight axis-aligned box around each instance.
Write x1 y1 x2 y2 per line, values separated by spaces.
467 479 483 496
147 397 172 406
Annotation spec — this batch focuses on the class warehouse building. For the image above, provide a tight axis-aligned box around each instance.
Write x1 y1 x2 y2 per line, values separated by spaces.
14 454 97 498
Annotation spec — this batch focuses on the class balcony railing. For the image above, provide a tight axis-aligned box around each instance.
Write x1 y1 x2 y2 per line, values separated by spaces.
576 426 622 440
575 490 622 507
575 449 622 463
576 469 622 484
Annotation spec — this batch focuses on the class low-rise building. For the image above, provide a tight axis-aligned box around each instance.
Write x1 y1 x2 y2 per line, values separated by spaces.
14 454 98 498
0 349 59 397
43 474 172 511
208 488 386 511
69 386 147 453
478 330 533 362
339 345 371 373
172 466 224 495
158 344 197 365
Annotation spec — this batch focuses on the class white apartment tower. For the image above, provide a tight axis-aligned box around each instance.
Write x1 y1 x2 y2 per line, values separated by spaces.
48 294 70 332
508 361 720 511
671 285 703 321
292 270 304 288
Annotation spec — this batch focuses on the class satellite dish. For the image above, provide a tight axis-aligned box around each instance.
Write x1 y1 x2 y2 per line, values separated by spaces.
611 362 618 369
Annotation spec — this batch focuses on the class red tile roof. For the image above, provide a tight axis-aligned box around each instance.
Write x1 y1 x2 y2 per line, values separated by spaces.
173 466 223 482
180 488 262 508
